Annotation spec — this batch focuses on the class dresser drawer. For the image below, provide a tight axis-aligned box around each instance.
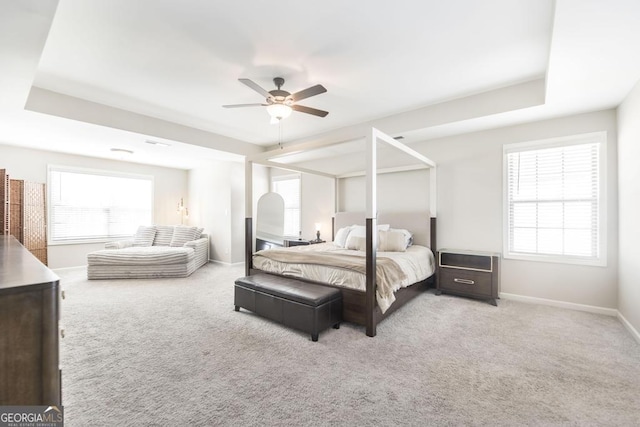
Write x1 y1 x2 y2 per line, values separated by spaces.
438 268 493 297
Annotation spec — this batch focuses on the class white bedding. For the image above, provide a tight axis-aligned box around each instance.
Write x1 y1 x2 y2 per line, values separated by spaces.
252 242 435 313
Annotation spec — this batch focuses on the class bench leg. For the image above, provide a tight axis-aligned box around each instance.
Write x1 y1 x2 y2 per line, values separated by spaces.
333 323 340 329
311 333 318 342
234 305 240 312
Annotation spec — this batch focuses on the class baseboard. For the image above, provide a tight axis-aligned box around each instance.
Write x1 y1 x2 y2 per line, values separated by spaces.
51 265 87 272
499 292 618 317
210 259 245 267
617 311 640 344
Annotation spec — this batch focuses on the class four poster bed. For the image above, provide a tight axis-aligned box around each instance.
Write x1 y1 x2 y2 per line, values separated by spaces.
242 128 437 337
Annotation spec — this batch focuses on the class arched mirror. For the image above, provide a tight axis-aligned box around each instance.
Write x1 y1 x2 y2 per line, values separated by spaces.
256 192 285 250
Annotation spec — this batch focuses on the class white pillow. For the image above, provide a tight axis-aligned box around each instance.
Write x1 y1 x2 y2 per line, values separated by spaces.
194 227 204 240
132 226 156 247
379 230 408 252
349 224 390 238
334 226 353 248
153 225 174 246
170 226 198 247
390 228 413 248
345 235 366 251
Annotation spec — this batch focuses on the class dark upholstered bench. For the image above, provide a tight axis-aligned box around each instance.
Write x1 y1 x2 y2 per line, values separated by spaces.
234 274 342 342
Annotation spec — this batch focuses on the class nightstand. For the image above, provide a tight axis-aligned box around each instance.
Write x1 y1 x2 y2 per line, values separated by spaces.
436 249 500 306
285 239 326 247
256 238 283 251
285 239 310 247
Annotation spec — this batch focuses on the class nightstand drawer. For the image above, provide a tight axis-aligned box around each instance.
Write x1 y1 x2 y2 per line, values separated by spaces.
439 268 492 297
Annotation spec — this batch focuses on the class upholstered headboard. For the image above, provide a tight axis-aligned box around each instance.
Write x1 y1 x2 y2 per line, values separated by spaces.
333 211 432 248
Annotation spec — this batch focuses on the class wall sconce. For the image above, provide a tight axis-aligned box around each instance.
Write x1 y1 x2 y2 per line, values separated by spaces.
177 198 189 225
315 222 322 242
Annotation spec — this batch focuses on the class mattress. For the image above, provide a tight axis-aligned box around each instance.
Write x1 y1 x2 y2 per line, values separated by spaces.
253 242 435 312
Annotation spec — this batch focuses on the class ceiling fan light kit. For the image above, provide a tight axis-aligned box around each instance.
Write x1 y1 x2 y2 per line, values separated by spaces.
223 77 328 122
266 103 292 121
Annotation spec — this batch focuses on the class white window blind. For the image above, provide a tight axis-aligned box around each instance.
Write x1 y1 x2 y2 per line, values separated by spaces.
504 133 606 265
48 167 153 243
272 175 300 237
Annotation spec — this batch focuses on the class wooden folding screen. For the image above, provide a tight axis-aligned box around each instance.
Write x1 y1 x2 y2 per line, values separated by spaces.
9 180 23 242
0 169 8 234
22 181 47 265
1 170 48 266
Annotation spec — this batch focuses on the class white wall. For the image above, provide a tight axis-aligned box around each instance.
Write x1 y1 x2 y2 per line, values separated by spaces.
189 160 234 263
301 173 335 241
617 79 640 334
230 163 245 263
418 110 619 308
339 169 430 213
334 110 618 309
189 160 268 264
0 143 188 269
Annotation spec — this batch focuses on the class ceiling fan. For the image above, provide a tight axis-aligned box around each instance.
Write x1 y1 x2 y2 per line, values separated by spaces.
223 77 328 123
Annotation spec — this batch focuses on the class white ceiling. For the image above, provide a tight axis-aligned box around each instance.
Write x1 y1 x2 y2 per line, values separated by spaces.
1 0 640 170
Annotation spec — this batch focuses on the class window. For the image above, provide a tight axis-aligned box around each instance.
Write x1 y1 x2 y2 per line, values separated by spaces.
503 132 606 266
48 166 153 243
272 174 300 237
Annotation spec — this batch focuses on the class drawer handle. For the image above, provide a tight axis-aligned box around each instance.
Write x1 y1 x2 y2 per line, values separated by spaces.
454 278 475 285
61 290 66 300
60 328 65 339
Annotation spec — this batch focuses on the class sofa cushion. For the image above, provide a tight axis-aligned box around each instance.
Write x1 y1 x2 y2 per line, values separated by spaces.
153 225 174 246
194 227 204 240
133 226 156 247
88 246 194 266
170 226 198 247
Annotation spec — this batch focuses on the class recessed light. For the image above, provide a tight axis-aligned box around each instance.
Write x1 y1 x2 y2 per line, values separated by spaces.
145 140 171 147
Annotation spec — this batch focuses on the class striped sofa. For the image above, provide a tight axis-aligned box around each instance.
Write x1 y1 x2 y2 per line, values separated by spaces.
87 225 209 279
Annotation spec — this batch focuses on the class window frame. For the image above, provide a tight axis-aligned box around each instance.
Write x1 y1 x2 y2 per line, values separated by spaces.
271 173 301 238
47 165 154 245
502 131 607 267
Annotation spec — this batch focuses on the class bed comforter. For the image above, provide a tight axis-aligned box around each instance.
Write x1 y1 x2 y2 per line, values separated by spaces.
253 243 435 312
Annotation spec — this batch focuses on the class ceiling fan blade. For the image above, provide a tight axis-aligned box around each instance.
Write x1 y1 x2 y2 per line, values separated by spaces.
291 104 329 117
238 78 272 99
290 84 327 102
222 103 268 108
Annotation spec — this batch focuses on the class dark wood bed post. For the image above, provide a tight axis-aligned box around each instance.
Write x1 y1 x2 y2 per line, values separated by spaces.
430 217 437 254
245 217 252 276
365 217 377 337
245 158 253 277
365 129 378 337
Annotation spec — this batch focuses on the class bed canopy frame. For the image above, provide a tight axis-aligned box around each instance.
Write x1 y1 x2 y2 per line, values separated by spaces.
244 127 437 337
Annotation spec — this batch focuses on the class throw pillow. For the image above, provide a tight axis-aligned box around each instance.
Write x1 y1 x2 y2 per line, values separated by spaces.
345 235 366 251
132 226 156 247
333 226 352 248
153 225 174 246
378 230 407 252
390 228 413 248
194 227 204 240
170 226 198 247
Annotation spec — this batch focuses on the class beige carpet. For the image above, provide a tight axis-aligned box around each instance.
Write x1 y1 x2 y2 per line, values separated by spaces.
57 263 640 426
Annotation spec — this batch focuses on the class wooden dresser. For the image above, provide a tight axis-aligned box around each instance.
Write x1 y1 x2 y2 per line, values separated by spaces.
0 235 61 406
